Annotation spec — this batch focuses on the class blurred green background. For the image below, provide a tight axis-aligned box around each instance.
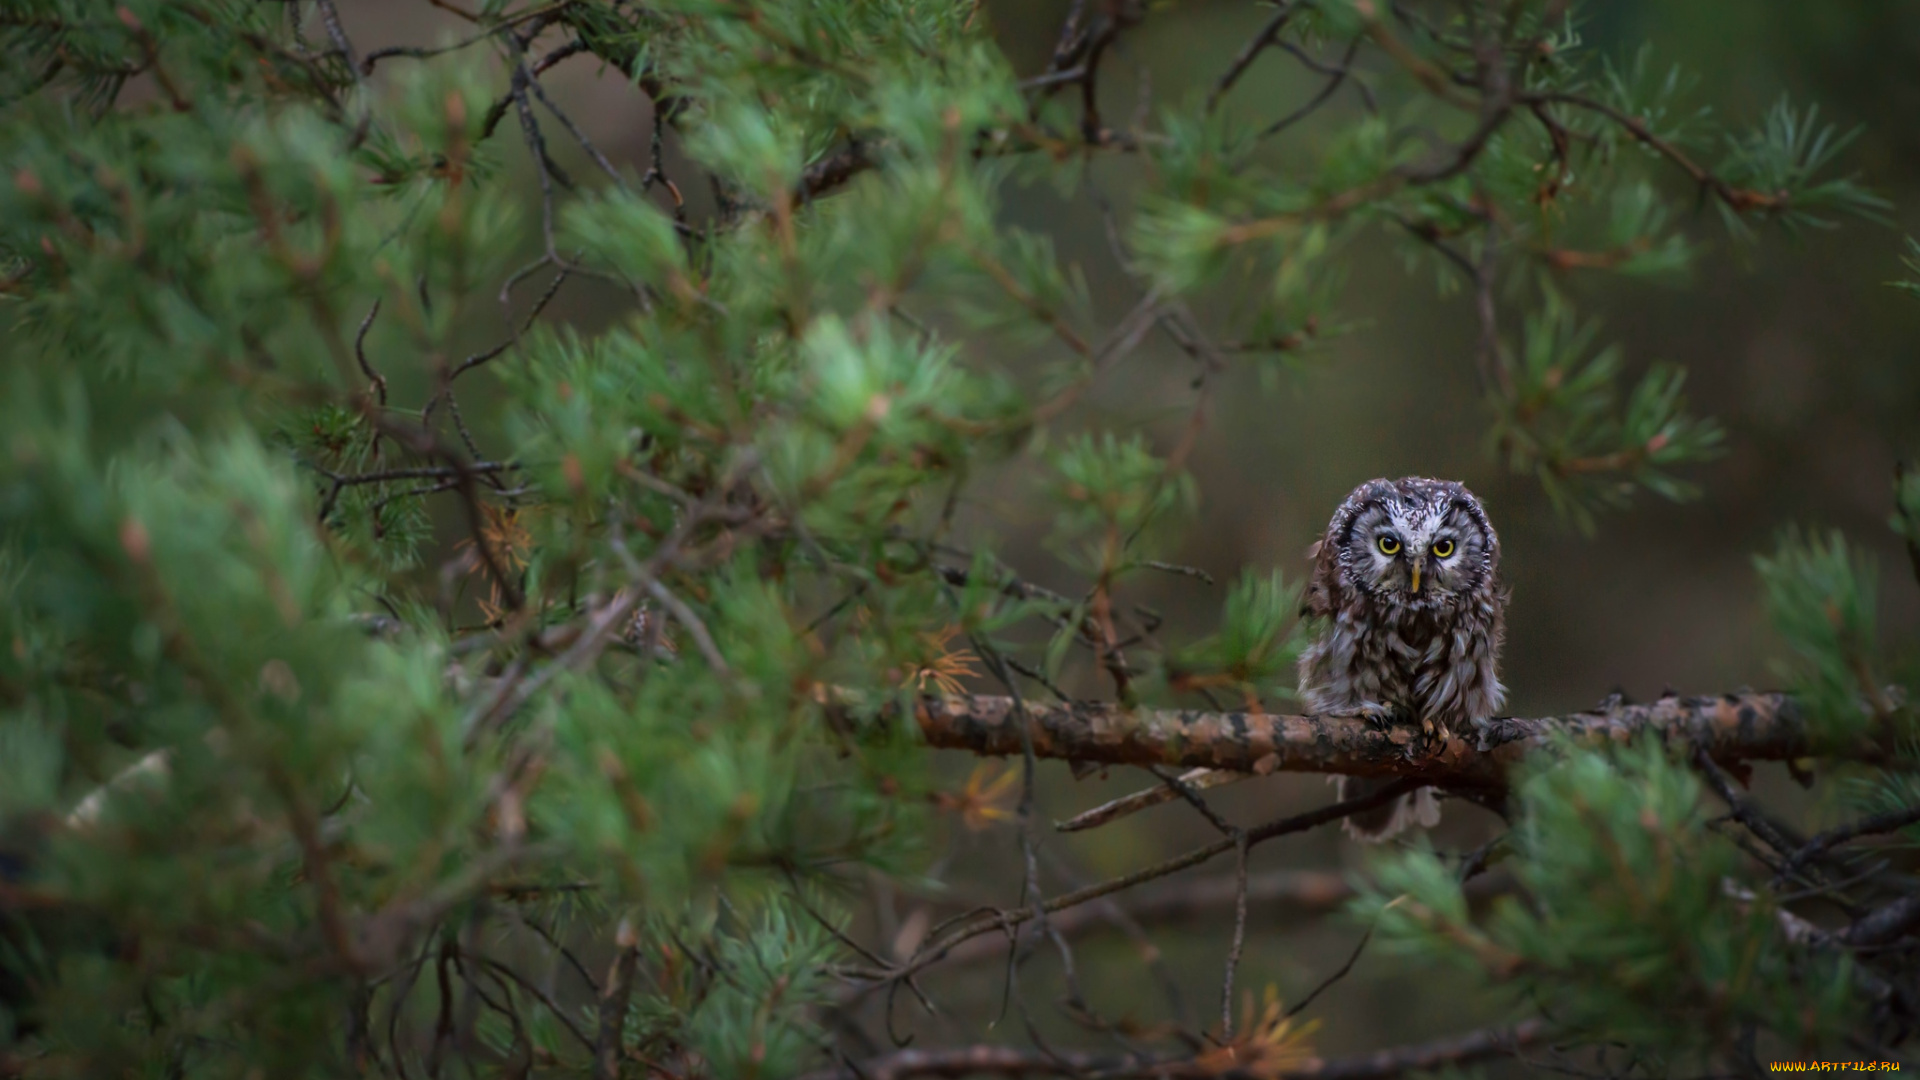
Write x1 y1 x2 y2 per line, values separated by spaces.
330 0 1920 1060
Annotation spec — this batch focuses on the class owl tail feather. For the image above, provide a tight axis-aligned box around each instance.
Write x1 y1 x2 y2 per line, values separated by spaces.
1332 775 1440 843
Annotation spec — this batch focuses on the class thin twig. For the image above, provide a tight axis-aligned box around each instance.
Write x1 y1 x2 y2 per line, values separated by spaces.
1780 803 1920 882
1524 91 1785 213
309 462 512 488
1219 829 1250 1038
310 0 362 83
593 920 639 1080
1262 37 1369 138
354 299 389 406
1207 5 1296 114
478 956 595 1051
843 779 1423 989
508 908 598 994
1284 926 1374 1019
986 639 1087 1016
1689 747 1815 864
645 579 730 677
525 74 629 189
1840 892 1920 948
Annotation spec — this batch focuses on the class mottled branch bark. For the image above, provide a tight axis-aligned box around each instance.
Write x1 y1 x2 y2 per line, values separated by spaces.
907 691 1844 788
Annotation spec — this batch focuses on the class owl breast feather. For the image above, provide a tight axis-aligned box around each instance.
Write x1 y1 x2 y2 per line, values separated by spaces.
1299 595 1503 726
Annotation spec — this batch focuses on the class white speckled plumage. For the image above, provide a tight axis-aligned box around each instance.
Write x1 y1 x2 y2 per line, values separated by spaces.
1297 477 1507 842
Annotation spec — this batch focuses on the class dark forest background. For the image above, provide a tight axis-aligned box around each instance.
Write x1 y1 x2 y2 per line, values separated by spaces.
316 0 1920 1057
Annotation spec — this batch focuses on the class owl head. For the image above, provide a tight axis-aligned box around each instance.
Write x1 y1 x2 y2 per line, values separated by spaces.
1325 477 1498 611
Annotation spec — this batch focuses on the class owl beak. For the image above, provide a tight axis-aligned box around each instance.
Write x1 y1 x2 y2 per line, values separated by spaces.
1408 560 1422 594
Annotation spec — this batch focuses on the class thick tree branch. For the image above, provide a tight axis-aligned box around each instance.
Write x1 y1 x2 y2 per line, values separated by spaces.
906 691 1851 787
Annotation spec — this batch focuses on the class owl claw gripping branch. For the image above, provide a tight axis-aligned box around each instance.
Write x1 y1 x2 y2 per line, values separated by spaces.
1298 477 1509 843
1352 701 1403 729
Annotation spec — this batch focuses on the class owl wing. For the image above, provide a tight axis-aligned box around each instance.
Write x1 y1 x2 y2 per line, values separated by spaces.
1301 536 1343 619
1295 537 1345 709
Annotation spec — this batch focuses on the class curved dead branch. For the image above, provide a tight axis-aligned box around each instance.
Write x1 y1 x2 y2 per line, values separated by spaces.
794 1019 1548 1080
927 868 1513 970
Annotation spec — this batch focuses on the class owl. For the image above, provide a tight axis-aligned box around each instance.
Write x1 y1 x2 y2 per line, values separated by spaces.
1296 477 1507 842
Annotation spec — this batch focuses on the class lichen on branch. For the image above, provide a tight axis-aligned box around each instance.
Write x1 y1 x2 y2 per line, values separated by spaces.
902 690 1839 787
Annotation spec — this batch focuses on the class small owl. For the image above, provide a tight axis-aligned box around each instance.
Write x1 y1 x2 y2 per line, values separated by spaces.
1297 477 1507 842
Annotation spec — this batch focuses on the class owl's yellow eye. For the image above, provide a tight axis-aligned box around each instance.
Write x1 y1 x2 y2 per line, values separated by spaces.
1376 535 1401 556
1432 539 1455 558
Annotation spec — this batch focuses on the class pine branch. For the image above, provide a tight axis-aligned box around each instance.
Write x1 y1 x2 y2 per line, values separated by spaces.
1526 91 1782 212
904 691 1853 787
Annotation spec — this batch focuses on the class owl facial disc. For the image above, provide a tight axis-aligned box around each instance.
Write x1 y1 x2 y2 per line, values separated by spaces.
1333 478 1495 611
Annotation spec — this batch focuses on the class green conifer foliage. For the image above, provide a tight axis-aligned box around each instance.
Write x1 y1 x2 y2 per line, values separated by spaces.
1 2 1912 1077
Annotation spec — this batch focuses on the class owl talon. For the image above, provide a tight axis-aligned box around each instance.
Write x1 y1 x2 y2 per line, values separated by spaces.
1409 718 1448 757
1353 702 1400 729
